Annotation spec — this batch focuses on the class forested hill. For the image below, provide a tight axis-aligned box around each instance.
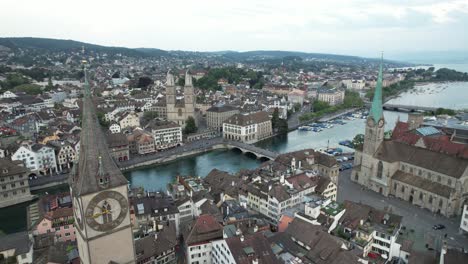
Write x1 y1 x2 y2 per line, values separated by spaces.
0 37 409 66
0 37 167 57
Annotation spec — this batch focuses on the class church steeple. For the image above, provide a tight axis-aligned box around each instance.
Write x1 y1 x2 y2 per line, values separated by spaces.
363 53 385 156
71 63 128 196
370 53 384 123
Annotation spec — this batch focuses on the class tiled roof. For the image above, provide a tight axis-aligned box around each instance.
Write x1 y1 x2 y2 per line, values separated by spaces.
0 158 27 178
392 170 454 198
224 111 270 126
184 214 223 245
375 141 468 178
226 233 280 264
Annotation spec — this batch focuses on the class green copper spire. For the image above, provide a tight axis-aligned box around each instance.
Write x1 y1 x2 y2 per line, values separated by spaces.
370 53 384 122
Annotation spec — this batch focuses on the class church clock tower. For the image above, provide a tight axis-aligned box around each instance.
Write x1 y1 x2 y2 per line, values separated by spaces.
70 63 135 264
363 54 385 155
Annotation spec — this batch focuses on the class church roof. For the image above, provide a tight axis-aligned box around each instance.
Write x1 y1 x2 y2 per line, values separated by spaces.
370 55 384 123
71 67 128 196
375 141 468 178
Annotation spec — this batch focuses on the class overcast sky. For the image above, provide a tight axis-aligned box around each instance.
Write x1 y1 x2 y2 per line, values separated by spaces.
2 0 468 57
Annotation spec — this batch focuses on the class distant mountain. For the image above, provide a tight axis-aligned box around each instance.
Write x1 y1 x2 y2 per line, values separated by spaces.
0 37 167 57
0 37 409 65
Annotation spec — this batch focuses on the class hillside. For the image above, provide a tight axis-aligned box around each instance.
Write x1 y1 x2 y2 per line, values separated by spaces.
0 37 167 57
0 37 409 66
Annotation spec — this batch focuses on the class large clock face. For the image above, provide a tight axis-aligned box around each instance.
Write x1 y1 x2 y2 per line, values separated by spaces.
85 191 128 232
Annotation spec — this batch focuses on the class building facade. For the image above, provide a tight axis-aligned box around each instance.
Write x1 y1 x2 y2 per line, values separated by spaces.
11 144 58 175
222 112 272 144
0 158 34 208
206 105 239 132
146 120 182 150
317 88 345 106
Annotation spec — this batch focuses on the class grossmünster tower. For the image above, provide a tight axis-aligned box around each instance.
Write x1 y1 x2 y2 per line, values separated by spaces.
70 64 135 264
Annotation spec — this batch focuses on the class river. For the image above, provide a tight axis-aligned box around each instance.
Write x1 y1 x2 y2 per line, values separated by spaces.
1 80 467 235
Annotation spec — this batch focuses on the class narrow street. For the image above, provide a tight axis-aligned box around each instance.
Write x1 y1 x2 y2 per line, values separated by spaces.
338 169 468 249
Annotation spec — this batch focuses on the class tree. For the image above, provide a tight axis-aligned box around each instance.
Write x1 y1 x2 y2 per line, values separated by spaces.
177 77 185 87
13 84 42 95
137 76 153 89
277 119 289 134
271 108 280 129
183 116 197 134
141 111 159 125
312 100 330 112
352 134 365 148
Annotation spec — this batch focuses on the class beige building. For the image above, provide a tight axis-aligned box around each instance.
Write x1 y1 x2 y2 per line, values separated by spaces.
118 111 140 129
127 129 156 155
48 141 77 171
351 60 468 217
145 120 182 150
0 158 34 208
222 111 272 144
166 71 196 127
288 89 306 106
317 88 345 106
107 133 130 162
206 105 239 132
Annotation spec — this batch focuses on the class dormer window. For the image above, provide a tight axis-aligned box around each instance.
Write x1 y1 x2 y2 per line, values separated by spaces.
2 169 7 174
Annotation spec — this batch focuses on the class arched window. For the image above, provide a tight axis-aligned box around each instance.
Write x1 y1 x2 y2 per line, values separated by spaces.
377 161 383 179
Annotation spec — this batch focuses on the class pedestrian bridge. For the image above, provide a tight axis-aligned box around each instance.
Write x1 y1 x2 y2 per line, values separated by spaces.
223 140 279 161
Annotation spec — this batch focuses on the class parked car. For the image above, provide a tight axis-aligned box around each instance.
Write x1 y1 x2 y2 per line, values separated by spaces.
432 224 445 230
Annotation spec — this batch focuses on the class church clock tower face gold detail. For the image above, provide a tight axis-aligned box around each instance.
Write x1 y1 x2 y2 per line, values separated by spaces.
85 191 128 232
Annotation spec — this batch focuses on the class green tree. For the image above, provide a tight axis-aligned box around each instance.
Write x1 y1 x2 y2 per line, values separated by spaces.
271 108 280 129
13 84 42 95
141 111 159 125
45 75 54 91
183 116 197 134
312 100 330 112
277 119 289 134
352 134 365 148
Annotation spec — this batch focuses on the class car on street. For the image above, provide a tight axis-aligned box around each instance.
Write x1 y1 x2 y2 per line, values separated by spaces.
432 224 445 230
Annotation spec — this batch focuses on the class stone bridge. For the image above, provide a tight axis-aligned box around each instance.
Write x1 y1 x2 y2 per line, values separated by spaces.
223 140 279 160
382 103 443 113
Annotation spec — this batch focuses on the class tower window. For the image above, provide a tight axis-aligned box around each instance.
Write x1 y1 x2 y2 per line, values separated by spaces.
377 161 383 179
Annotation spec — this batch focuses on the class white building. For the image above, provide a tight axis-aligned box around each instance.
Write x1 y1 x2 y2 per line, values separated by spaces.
461 204 468 234
223 112 272 144
109 123 121 134
118 111 140 129
145 120 182 150
11 144 58 175
317 89 345 106
0 91 18 99
184 215 223 264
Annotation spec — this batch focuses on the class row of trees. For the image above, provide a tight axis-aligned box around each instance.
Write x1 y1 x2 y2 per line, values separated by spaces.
194 67 264 91
299 90 364 122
